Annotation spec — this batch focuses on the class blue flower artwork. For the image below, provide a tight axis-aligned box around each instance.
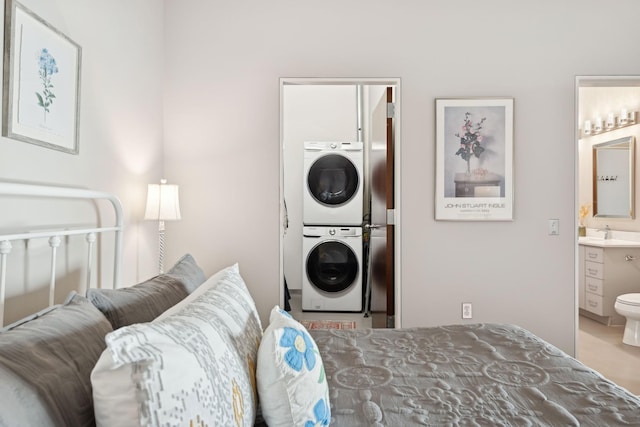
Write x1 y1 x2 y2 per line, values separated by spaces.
35 48 59 122
304 398 330 427
279 327 316 372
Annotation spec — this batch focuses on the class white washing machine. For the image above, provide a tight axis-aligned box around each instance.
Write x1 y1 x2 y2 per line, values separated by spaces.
303 141 363 226
302 226 363 312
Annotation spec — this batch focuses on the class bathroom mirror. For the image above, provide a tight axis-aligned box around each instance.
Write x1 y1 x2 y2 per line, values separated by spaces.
592 136 635 218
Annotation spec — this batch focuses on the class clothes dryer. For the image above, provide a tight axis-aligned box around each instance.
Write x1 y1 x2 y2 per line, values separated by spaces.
302 226 363 312
303 141 363 226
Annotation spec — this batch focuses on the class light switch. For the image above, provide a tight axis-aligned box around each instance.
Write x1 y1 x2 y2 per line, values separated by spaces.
548 219 559 235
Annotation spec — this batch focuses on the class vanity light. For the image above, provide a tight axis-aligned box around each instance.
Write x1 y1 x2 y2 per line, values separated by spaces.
620 109 629 125
582 109 637 137
594 117 604 133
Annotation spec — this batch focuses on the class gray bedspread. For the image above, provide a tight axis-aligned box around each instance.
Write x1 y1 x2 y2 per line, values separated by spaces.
309 323 640 426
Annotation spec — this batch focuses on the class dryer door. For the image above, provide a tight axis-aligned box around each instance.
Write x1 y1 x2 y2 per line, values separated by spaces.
307 154 359 206
306 240 358 293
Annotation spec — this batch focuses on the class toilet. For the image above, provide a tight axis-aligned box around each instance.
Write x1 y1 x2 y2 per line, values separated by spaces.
614 293 640 347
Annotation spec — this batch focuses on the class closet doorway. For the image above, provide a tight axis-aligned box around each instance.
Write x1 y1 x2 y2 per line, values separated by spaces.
279 78 402 328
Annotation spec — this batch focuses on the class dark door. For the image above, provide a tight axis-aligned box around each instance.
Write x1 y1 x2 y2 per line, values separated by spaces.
385 87 395 327
367 86 395 328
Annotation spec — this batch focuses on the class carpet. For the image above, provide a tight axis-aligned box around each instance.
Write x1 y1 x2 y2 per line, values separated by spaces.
299 320 357 330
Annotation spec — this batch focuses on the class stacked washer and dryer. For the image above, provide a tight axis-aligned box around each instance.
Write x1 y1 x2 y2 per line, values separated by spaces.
301 141 364 312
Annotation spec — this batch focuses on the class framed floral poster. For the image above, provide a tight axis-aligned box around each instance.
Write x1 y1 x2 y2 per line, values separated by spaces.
435 98 514 221
2 1 81 154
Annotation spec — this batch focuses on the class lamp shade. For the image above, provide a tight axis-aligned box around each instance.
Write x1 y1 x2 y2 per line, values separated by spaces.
144 180 181 221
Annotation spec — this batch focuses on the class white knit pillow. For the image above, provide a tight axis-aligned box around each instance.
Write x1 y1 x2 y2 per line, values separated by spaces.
256 306 331 427
92 264 262 427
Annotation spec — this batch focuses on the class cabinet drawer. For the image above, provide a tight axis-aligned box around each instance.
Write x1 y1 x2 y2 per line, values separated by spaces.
585 261 604 279
584 247 604 263
585 293 604 316
585 276 603 296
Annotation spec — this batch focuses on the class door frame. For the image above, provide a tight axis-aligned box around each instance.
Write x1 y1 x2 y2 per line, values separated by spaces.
574 75 640 355
279 77 403 326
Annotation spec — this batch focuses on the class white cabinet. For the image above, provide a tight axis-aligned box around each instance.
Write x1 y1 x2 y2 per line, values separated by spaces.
579 244 640 325
578 245 585 310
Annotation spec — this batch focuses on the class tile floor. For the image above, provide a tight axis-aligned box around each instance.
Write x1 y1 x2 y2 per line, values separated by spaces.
289 291 640 395
578 315 640 395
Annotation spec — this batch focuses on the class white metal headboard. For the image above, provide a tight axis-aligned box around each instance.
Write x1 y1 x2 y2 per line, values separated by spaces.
0 182 124 327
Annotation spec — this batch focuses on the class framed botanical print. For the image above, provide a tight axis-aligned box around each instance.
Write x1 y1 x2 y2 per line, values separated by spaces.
2 1 81 154
435 98 514 220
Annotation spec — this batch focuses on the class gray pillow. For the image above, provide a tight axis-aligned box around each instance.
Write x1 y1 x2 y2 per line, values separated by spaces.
0 292 112 427
165 253 207 293
87 274 189 329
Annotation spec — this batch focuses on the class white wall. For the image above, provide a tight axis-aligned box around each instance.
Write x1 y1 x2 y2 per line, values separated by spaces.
0 0 165 322
162 0 640 354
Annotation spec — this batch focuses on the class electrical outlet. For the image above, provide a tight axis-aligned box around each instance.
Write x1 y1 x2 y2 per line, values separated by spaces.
462 302 472 319
548 219 559 235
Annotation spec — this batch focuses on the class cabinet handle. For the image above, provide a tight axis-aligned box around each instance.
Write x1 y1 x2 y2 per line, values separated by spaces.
588 284 598 291
587 253 599 259
587 268 599 275
588 300 598 307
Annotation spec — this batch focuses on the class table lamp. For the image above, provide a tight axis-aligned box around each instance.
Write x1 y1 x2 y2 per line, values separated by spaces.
144 179 181 273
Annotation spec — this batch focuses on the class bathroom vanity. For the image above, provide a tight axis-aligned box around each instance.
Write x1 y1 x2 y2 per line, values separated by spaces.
579 237 640 325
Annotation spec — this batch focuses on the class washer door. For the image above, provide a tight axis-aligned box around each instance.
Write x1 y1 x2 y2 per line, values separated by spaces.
307 154 359 206
306 240 358 293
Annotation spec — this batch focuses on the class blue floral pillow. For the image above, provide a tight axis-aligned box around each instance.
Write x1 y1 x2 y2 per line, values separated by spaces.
256 306 330 427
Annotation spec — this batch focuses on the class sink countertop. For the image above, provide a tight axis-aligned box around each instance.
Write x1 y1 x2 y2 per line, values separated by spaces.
578 236 640 247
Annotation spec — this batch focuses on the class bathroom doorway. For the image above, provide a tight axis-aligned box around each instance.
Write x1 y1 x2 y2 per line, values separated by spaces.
575 76 640 353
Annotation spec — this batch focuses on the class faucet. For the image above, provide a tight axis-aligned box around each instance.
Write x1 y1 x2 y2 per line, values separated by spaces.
598 225 611 239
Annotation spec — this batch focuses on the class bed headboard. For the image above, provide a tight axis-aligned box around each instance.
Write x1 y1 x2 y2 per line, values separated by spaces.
0 182 124 327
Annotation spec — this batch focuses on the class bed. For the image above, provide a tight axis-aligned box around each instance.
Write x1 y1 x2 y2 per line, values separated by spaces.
310 325 640 426
0 182 639 427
